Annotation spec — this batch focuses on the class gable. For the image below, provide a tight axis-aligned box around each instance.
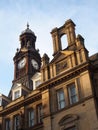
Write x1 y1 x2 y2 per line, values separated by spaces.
50 50 74 64
12 83 22 89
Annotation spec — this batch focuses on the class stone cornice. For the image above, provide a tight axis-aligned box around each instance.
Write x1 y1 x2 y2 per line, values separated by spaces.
0 61 91 116
38 61 90 91
0 92 41 115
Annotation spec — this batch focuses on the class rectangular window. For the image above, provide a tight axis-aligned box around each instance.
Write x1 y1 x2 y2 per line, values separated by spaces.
14 115 20 130
35 80 41 87
28 110 34 127
14 90 20 99
5 119 11 130
68 83 78 104
37 104 43 123
57 89 65 110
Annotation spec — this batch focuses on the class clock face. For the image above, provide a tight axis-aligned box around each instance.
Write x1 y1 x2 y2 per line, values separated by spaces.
18 58 26 69
31 59 39 70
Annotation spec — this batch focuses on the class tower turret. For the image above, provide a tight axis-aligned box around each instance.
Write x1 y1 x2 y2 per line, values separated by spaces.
12 24 41 90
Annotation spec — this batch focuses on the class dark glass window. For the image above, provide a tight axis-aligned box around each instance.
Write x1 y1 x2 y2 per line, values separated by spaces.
68 83 78 104
37 104 43 123
5 119 11 130
57 89 65 109
14 115 20 130
28 110 34 127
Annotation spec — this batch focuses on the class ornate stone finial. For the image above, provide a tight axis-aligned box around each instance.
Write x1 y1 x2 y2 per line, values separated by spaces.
27 22 29 29
16 48 19 52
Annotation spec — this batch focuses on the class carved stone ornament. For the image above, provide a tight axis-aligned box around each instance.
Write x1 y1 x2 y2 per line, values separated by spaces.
59 114 79 130
56 60 68 74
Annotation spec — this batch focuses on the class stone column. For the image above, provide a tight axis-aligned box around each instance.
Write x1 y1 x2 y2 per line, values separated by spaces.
42 89 50 116
71 53 76 67
10 116 13 130
50 65 53 79
76 51 81 65
81 48 88 62
45 66 48 81
42 89 52 130
51 28 61 56
65 19 76 47
53 64 56 77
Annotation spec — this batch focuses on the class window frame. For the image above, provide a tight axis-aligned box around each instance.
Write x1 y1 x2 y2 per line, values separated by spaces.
59 114 79 130
14 90 20 100
37 104 43 124
57 88 65 110
14 115 20 130
5 119 11 130
28 109 35 127
35 79 41 88
68 83 78 105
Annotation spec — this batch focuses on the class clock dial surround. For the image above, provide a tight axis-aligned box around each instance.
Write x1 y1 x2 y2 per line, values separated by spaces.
31 59 39 70
18 58 26 69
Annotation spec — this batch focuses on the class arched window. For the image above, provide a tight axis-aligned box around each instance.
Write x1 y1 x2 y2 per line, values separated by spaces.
59 114 79 130
61 34 67 50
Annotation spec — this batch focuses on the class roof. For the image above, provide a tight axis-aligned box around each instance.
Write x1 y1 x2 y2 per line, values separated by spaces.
90 53 98 61
21 23 35 35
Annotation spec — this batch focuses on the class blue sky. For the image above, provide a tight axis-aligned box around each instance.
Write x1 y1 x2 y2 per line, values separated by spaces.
0 0 98 96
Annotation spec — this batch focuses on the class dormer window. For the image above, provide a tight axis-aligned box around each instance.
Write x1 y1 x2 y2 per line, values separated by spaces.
35 80 41 87
31 72 41 90
12 83 30 100
12 84 22 100
14 90 20 99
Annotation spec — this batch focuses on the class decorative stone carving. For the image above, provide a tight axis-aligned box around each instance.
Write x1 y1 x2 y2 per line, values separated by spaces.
59 114 79 130
56 60 68 74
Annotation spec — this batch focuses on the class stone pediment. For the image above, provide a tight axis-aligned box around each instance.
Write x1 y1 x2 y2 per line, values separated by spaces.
59 114 79 126
12 83 22 89
32 72 41 80
50 50 74 64
12 83 30 92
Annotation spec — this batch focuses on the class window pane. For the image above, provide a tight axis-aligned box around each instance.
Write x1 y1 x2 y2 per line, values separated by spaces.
68 83 78 104
5 120 11 130
71 95 78 104
57 89 65 109
29 110 34 127
14 90 20 99
37 104 43 123
70 86 76 96
59 91 65 100
61 101 65 108
35 80 41 87
14 115 20 130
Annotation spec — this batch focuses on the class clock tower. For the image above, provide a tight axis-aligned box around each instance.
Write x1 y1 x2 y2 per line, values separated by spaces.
13 24 41 90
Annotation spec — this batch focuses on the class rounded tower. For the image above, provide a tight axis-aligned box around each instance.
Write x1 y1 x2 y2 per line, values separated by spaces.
13 24 41 90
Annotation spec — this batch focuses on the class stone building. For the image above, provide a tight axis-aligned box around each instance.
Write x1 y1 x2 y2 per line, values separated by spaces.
0 19 98 130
